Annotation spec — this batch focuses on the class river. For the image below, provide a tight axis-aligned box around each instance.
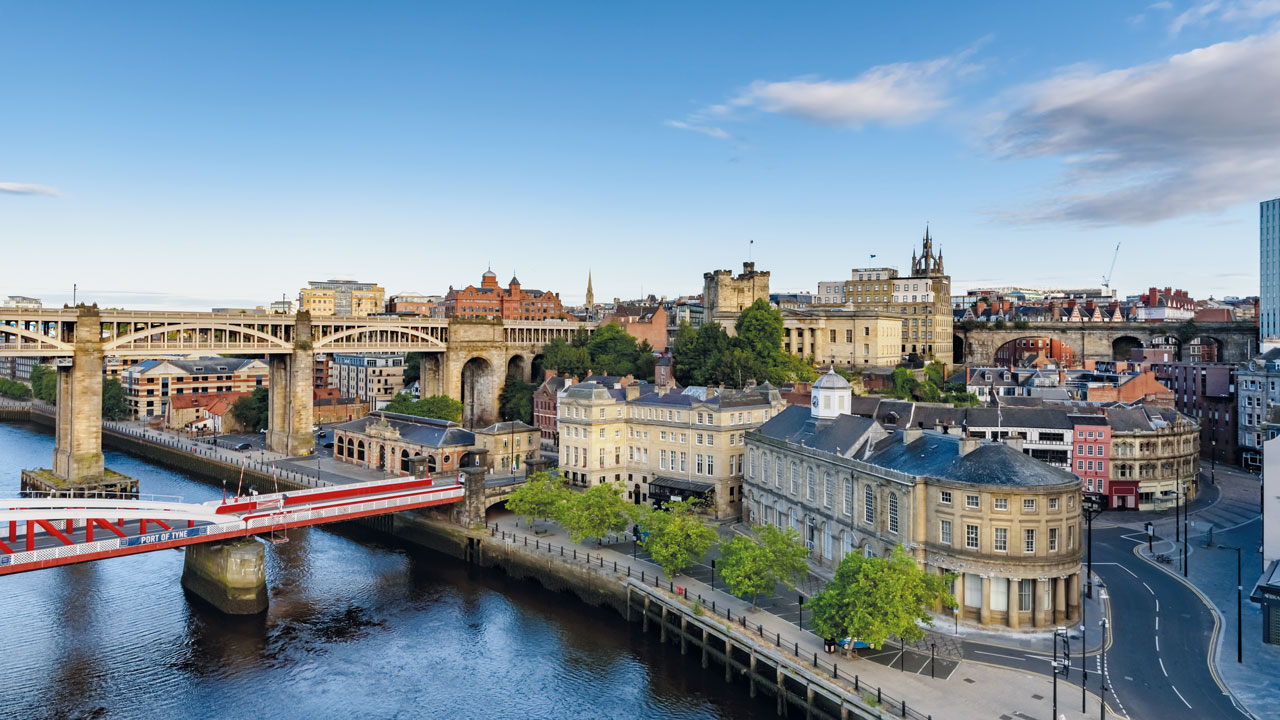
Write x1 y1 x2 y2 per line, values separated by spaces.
0 421 773 720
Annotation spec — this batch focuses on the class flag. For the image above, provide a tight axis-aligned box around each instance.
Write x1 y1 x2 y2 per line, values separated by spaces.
870 254 877 259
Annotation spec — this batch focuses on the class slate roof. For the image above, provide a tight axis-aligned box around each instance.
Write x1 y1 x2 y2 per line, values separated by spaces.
753 404 886 458
335 411 474 447
868 431 1080 488
477 420 536 434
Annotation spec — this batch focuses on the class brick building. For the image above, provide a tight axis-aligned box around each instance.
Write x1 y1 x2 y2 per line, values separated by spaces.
602 303 669 352
1150 361 1238 466
444 270 569 321
385 292 444 317
122 356 268 419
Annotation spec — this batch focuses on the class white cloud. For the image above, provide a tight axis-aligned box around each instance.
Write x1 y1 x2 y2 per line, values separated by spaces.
988 31 1280 225
1170 1 1222 35
0 183 60 197
665 45 982 138
1169 0 1280 34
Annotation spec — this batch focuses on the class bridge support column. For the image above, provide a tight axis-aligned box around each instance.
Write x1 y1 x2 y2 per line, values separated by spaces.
52 305 105 485
181 538 267 614
266 312 314 457
455 448 489 528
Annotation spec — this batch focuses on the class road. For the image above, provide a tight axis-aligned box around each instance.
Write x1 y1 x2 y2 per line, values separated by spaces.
1090 526 1249 720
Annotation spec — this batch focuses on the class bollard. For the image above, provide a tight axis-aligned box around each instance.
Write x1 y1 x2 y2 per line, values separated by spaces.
573 549 577 559
642 571 646 583
728 608 732 622
833 663 838 679
854 675 859 692
876 688 881 704
813 651 818 667
795 641 799 656
901 700 906 717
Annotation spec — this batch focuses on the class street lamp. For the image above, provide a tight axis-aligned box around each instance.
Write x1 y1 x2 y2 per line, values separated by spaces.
710 559 716 591
1220 545 1243 664
1099 618 1110 720
798 594 805 631
1052 626 1069 720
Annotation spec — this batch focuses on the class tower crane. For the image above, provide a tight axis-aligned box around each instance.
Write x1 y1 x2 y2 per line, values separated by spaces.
1101 242 1121 292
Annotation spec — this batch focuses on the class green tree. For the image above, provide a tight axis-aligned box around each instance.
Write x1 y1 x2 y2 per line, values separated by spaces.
382 392 464 423
403 353 422 386
101 379 128 420
29 364 57 404
808 545 955 653
718 525 810 608
0 378 32 400
672 301 815 388
636 499 718 577
230 387 269 431
559 481 629 544
505 472 570 528
543 337 592 378
498 373 536 424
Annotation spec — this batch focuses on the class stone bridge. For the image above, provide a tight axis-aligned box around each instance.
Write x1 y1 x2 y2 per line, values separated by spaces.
954 321 1259 366
0 305 589 487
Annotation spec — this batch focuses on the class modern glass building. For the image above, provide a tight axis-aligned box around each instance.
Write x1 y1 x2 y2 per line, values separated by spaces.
1263 198 1280 343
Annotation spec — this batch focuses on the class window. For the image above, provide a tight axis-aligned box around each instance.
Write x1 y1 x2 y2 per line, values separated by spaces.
1049 497 1059 510
707 434 714 446
864 486 875 524
806 468 816 501
696 433 703 445
940 490 952 505
994 527 1008 552
940 519 952 545
823 472 833 508
994 497 1008 511
1068 525 1074 549
965 524 979 550
843 478 853 515
775 458 782 488
1019 580 1033 612
707 455 714 475
1024 529 1036 554
965 494 979 509
659 449 667 470
680 452 687 472
1049 527 1059 552
1023 498 1036 512
888 493 899 534
696 453 704 474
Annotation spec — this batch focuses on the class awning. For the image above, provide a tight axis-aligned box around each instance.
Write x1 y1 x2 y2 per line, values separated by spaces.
648 476 715 494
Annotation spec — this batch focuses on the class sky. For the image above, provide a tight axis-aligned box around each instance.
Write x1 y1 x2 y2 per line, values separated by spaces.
3 1 1279 310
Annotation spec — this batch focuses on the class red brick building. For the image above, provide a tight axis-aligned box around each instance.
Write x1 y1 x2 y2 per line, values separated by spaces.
601 303 668 351
444 270 570 321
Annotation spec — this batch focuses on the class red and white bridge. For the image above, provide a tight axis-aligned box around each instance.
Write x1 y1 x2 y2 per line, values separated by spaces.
0 476 463 575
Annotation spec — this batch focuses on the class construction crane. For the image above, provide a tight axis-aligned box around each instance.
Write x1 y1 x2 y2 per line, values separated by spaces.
1101 242 1121 292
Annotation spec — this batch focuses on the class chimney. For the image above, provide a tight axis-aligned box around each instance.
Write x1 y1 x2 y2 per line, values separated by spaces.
903 421 925 445
544 368 558 382
625 383 640 401
1004 435 1025 452
959 435 981 456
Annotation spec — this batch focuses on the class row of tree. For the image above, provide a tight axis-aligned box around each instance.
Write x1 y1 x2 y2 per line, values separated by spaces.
542 323 656 381
672 299 815 387
26 365 129 420
0 378 31 400
878 362 978 407
382 392 463 423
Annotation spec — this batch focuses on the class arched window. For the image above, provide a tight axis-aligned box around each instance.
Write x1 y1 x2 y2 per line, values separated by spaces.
357 440 365 462
843 478 853 516
790 463 799 495
400 449 411 473
806 467 816 501
775 457 782 488
888 493 900 534
823 472 834 509
863 485 875 524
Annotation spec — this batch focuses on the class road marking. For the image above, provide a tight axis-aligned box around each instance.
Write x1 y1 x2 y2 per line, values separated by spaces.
1155 636 1159 651
1159 657 1168 676
1156 599 1159 613
974 650 1025 662
1094 561 1138 578
1155 617 1159 631
1172 685 1192 709
1143 582 1154 594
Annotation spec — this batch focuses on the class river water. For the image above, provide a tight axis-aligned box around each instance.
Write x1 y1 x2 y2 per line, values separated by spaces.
0 422 772 720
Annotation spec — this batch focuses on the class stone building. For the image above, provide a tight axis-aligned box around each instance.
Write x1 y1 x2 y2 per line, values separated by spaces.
444 270 569 321
1106 403 1201 509
121 356 268 419
843 230 953 362
557 380 785 518
1237 348 1280 472
332 353 406 410
333 411 474 476
703 262 770 331
473 420 539 474
780 310 904 367
299 279 385 317
744 369 1083 630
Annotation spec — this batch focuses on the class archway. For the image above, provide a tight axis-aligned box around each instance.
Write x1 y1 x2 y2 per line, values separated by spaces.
993 337 1077 368
952 335 965 365
400 449 411 473
378 445 386 471
1149 335 1182 361
427 454 438 473
531 354 547 383
506 354 528 383
461 356 496 428
1112 335 1144 361
1187 336 1224 362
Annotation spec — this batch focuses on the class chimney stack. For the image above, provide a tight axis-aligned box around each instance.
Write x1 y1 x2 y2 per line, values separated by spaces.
959 435 981 456
903 422 925 445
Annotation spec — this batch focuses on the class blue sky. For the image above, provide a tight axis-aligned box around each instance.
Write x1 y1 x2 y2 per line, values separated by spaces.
3 1 1278 309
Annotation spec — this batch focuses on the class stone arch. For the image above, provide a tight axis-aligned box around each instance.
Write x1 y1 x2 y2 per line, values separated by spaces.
1112 335 1144 361
1187 335 1224 362
356 440 365 462
992 336 1079 368
461 356 497 427
400 448 411 473
506 354 529 383
952 334 965 365
1149 334 1182 360
530 353 546 382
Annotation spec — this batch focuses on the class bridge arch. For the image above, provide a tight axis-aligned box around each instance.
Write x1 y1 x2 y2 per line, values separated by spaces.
1149 335 1181 360
104 322 293 352
1111 335 1144 361
461 356 498 428
312 326 446 351
1187 335 1224 362
0 324 72 353
952 334 965 365
506 354 529 382
992 336 1079 368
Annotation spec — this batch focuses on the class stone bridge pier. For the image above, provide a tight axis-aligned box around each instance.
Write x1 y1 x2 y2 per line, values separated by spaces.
266 312 315 457
52 305 105 485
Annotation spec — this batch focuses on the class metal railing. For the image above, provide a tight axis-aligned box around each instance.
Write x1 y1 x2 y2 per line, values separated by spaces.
487 521 933 720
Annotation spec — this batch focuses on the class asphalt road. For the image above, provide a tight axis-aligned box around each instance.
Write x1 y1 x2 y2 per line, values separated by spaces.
1090 526 1249 720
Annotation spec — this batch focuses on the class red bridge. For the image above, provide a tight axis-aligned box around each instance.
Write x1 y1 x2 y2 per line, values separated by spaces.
0 476 463 575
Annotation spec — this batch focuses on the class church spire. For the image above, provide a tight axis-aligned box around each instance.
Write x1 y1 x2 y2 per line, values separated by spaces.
585 271 594 310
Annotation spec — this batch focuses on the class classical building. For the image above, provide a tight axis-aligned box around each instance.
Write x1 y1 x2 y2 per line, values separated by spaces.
473 420 539 474
557 380 786 517
703 262 770 331
299 280 386 317
121 356 268 419
744 370 1083 630
444 270 569 321
780 310 904 367
844 229 953 361
333 411 474 476
332 353 406 410
1106 404 1200 509
1237 348 1280 471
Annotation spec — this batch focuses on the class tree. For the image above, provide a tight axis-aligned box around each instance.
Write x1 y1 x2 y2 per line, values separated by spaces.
230 387 269 431
559 481 629 544
505 472 570 528
718 525 810 608
382 392 463 423
637 499 718 577
808 545 955 653
672 301 814 388
403 353 422 386
29 364 57 404
498 373 535 424
543 337 592 378
0 378 32 400
101 379 128 420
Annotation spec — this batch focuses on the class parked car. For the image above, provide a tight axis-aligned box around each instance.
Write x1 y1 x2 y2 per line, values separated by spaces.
323 442 334 449
317 431 326 438
234 442 252 451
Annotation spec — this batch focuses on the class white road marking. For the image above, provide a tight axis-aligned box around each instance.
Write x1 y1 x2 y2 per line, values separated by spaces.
1094 561 1139 578
1172 685 1192 709
974 650 1026 662
1143 582 1154 594
1155 599 1159 612
1155 617 1159 631
1155 636 1159 651
1159 657 1168 676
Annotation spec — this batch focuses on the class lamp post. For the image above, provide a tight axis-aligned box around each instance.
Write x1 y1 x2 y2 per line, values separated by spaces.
798 594 805 631
1051 626 1069 720
1220 545 1243 663
930 642 936 679
710 559 716 591
1099 618 1109 720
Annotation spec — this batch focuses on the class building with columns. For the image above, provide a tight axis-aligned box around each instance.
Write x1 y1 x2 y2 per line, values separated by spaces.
333 411 475 476
744 369 1083 630
844 229 953 361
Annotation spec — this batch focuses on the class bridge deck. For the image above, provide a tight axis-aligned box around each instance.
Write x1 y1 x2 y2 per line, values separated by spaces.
0 476 463 575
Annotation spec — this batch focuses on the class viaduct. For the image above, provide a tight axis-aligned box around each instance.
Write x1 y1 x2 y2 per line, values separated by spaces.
0 306 589 487
954 321 1259 366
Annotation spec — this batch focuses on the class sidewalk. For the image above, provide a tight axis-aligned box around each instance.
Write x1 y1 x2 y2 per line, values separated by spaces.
1134 469 1278 720
488 512 1120 720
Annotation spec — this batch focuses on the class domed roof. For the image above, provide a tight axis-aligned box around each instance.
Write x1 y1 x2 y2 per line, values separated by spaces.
812 367 850 390
482 269 496 278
